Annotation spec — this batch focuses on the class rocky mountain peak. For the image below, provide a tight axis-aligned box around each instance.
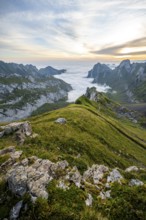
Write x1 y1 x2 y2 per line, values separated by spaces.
117 59 131 72
85 87 107 103
87 62 112 79
39 66 66 76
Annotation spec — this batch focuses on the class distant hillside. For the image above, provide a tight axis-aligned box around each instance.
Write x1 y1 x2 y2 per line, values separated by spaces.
0 87 146 219
87 59 146 103
0 61 72 122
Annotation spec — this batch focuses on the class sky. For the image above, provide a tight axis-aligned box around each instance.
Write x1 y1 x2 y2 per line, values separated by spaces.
0 0 146 64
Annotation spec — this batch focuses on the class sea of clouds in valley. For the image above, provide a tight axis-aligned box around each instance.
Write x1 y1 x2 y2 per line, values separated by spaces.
52 61 116 102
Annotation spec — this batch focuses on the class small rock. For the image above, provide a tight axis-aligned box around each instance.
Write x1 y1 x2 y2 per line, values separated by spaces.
0 130 4 138
107 169 123 183
57 180 69 190
0 146 15 156
55 118 67 124
105 183 111 189
68 166 81 188
10 151 23 160
21 158 28 166
15 131 26 145
125 166 139 172
85 193 93 206
57 160 69 170
83 164 109 184
129 179 144 186
9 200 23 220
100 190 111 200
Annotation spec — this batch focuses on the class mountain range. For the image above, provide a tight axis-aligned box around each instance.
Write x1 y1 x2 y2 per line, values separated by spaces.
88 59 146 103
0 61 72 122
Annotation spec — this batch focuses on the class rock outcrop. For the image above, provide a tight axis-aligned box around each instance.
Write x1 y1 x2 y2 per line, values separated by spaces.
0 121 32 144
0 145 144 212
83 164 109 184
84 87 139 122
7 158 69 200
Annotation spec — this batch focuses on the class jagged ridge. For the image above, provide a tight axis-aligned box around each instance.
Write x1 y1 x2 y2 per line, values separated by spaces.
87 59 146 103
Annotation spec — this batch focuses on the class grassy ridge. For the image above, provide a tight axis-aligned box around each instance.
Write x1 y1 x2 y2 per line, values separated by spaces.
12 96 145 172
0 95 146 219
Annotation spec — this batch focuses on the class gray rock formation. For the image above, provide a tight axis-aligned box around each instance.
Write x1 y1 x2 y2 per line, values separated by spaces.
6 158 69 200
125 166 139 172
107 169 123 183
0 121 32 144
83 164 109 184
85 193 93 206
87 63 112 81
0 146 145 208
55 118 67 124
0 146 15 156
10 200 23 220
99 190 111 200
129 179 144 186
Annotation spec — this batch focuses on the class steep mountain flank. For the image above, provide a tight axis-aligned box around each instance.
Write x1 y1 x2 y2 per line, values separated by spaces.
0 61 72 122
87 59 146 103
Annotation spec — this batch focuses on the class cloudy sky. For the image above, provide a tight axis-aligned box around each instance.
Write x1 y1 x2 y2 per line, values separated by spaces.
0 0 146 63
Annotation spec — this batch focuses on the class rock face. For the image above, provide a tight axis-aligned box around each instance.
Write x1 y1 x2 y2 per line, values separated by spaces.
87 59 146 103
0 121 32 144
87 63 112 81
7 158 69 200
0 60 72 122
85 87 107 102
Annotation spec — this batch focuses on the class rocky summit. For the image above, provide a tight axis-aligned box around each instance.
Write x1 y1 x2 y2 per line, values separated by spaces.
87 59 146 103
0 61 72 122
0 88 146 220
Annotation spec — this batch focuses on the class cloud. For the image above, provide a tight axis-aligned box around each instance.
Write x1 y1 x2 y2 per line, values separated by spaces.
54 62 110 102
91 37 146 56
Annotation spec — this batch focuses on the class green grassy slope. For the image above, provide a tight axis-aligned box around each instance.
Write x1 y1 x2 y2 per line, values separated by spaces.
0 95 146 220
1 95 145 173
